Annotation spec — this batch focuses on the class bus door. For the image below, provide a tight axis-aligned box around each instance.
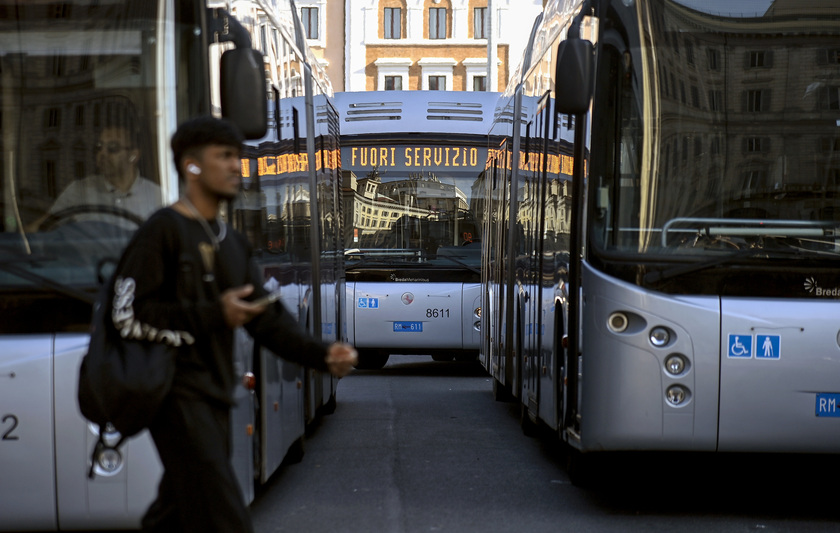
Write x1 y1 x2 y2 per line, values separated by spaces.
718 298 840 453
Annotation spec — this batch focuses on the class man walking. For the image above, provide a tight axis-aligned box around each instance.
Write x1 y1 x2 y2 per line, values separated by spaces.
106 115 356 532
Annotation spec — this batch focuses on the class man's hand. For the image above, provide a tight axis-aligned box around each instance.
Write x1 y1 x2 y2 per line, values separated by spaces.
220 284 266 328
326 343 358 377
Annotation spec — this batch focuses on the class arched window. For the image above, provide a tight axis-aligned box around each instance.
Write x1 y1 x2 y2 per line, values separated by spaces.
469 1 487 39
425 0 451 40
381 0 406 39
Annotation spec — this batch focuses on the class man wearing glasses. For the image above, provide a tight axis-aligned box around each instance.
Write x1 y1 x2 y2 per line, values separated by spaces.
33 123 161 231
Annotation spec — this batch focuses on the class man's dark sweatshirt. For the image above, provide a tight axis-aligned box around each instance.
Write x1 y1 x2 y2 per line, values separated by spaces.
108 207 329 408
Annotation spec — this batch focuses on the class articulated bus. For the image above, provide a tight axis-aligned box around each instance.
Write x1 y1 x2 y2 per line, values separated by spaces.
483 0 840 482
0 0 341 530
335 90 499 369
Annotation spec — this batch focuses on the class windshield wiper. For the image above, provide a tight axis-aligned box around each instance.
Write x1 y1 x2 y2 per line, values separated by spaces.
661 217 837 247
0 258 97 304
643 247 812 284
345 248 425 269
433 253 481 275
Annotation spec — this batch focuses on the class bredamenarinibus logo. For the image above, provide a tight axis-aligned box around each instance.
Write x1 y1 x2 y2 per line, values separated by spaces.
804 276 840 297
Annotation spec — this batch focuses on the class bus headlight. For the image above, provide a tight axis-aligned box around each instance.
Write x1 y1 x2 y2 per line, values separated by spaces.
649 326 670 347
93 445 123 476
607 312 628 333
474 307 481 319
666 385 689 406
474 320 481 331
664 354 687 375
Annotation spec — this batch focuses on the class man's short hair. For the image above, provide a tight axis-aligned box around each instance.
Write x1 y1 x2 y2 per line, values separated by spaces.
171 115 244 176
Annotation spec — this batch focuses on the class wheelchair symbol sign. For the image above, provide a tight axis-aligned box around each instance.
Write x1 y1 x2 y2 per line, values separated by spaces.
727 334 752 358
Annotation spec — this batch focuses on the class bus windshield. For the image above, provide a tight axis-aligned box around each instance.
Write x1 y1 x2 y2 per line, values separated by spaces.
0 2 166 332
342 141 485 269
590 0 840 259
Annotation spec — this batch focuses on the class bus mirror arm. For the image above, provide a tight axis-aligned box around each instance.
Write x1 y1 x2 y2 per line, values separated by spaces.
207 8 252 49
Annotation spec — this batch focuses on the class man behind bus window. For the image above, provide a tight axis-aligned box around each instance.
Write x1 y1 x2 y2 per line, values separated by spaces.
34 123 161 230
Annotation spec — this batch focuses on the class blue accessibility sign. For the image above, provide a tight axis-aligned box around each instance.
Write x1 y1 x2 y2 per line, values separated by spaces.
755 335 781 360
357 297 379 309
727 334 752 358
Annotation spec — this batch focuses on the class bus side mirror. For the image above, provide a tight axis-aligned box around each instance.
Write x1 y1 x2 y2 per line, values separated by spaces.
220 48 268 140
554 38 594 115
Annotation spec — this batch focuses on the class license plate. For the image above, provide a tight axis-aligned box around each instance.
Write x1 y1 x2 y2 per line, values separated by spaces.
816 393 840 417
393 321 423 332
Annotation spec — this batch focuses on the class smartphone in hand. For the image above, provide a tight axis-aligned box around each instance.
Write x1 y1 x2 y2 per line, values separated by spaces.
252 291 281 307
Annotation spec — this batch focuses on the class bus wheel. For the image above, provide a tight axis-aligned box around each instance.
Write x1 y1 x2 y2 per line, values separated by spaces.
492 378 515 402
283 435 305 465
520 402 540 437
565 448 599 488
355 350 389 370
321 392 337 415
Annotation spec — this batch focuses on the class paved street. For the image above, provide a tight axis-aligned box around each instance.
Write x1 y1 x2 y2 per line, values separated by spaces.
251 355 840 533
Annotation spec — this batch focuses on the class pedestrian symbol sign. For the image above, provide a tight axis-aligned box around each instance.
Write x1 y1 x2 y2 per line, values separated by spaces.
727 334 752 358
755 335 781 360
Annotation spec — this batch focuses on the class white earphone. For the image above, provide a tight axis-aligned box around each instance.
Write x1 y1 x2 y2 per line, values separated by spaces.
187 163 201 175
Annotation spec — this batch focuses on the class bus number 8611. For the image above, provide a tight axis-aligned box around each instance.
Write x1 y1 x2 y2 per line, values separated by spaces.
426 308 450 319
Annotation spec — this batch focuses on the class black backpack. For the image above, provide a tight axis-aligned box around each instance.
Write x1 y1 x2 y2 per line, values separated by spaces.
76 209 202 477
77 277 177 476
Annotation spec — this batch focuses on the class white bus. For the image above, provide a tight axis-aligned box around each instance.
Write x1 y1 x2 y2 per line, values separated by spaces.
0 0 342 530
483 0 840 484
336 90 499 369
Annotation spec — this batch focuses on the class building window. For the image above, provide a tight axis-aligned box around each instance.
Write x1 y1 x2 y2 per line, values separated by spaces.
748 50 772 68
301 7 319 40
708 90 723 112
707 48 720 70
74 105 85 127
745 137 770 153
474 7 487 39
429 7 447 39
819 86 840 110
818 49 840 65
384 76 403 90
44 108 61 129
376 57 411 91
690 85 700 108
384 7 402 39
741 168 769 191
473 76 487 92
746 89 770 112
428 76 446 91
684 40 694 65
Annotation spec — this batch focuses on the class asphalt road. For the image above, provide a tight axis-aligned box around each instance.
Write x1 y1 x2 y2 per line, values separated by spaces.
250 355 840 533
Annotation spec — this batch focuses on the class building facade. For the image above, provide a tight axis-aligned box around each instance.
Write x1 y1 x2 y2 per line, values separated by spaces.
295 0 543 92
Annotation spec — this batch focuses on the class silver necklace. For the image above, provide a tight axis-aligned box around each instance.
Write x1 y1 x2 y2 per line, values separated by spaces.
180 196 227 251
